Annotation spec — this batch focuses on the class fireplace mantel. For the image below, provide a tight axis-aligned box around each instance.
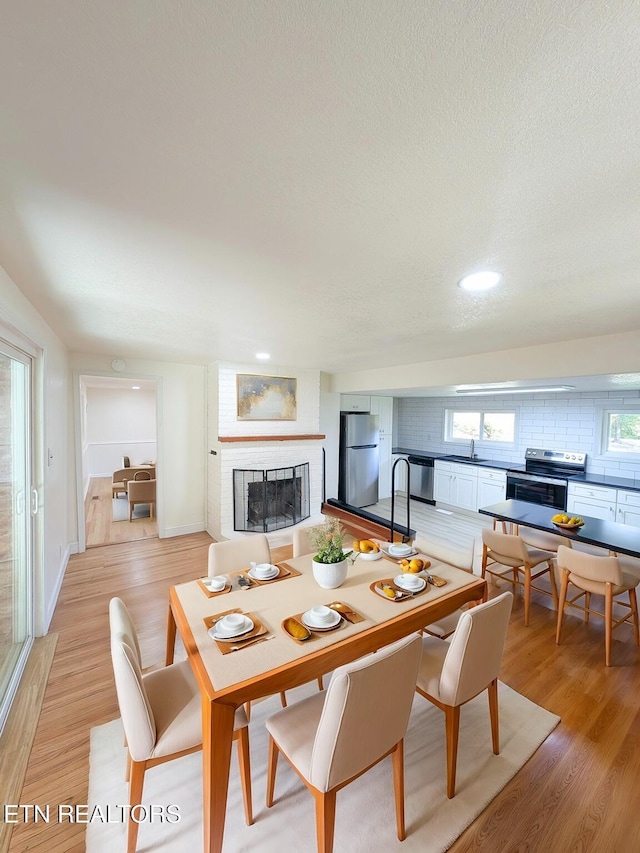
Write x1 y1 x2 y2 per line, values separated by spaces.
218 434 325 443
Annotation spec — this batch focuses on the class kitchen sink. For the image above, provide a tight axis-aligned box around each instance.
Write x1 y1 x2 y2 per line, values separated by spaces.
443 455 488 463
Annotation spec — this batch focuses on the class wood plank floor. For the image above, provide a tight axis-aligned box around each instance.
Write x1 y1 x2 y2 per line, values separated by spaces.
8 528 640 852
84 476 157 548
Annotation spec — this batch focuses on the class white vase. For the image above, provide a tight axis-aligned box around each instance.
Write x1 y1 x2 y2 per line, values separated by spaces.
312 557 348 589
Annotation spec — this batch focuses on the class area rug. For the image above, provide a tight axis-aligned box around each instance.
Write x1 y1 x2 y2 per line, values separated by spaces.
87 681 558 852
111 497 151 522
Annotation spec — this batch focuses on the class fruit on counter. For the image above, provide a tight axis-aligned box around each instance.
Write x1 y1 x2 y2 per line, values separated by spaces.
355 539 380 553
551 513 584 526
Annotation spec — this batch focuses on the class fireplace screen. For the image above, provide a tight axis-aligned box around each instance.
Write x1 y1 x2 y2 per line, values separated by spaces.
233 463 310 533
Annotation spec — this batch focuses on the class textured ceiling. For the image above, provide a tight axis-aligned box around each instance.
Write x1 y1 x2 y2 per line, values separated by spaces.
1 1 639 388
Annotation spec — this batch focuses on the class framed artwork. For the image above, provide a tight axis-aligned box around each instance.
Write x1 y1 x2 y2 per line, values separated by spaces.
236 374 297 420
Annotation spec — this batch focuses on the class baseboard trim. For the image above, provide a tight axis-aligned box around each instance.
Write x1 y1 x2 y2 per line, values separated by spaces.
161 522 206 538
0 634 57 853
44 546 71 632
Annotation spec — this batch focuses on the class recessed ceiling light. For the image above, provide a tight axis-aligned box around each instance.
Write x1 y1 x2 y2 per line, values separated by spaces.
458 271 502 292
255 352 271 360
131 385 141 390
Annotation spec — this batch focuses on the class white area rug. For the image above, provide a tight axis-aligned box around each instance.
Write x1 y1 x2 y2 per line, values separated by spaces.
87 681 558 852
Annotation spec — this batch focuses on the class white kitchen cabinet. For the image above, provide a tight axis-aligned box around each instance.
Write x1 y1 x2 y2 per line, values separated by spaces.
391 454 409 494
378 433 392 499
615 489 640 529
370 395 393 435
477 468 506 509
434 460 478 511
340 394 371 412
567 482 616 522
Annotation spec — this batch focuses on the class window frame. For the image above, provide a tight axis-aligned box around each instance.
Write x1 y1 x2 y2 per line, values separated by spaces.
599 407 640 459
444 408 516 448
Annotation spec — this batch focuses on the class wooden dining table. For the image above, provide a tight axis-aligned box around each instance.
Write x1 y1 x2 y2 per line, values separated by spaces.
166 549 486 853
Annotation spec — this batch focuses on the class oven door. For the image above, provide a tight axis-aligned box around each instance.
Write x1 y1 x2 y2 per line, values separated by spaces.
506 473 567 511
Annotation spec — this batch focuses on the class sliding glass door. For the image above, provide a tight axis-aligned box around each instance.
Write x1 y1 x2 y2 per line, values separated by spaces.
0 341 33 733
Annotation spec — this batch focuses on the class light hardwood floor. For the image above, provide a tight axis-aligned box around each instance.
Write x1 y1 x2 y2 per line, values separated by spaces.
8 528 640 852
84 476 157 548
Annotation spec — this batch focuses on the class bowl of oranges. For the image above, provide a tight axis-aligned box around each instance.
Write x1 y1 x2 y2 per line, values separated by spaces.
352 539 382 560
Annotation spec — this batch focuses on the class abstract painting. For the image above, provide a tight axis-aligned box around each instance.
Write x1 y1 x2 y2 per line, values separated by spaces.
236 374 297 420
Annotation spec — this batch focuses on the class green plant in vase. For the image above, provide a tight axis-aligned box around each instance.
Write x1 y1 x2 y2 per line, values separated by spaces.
307 518 353 588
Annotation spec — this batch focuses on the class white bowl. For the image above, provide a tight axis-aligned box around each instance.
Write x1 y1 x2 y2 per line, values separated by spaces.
388 543 412 557
215 614 253 638
394 574 426 592
309 605 334 624
204 576 226 592
358 550 382 561
248 563 279 580
302 607 341 629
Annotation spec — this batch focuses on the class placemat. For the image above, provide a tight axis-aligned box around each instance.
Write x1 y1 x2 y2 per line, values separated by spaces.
197 578 232 598
233 562 302 586
369 577 432 602
281 604 355 644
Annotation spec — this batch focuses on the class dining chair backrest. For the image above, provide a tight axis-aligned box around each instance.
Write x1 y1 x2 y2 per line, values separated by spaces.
207 534 271 576
133 470 151 480
482 528 528 563
557 545 623 586
109 598 156 762
122 456 131 468
292 527 313 557
438 591 513 708
309 633 423 792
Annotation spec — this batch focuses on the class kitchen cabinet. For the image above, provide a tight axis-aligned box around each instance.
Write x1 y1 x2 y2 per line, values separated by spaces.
567 482 617 522
434 460 478 511
616 489 640 528
370 395 393 435
340 394 371 412
477 468 506 509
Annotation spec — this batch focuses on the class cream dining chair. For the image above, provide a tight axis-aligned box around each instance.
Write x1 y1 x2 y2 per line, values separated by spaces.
265 633 423 853
207 534 271 576
292 526 314 558
415 591 513 798
555 545 640 666
109 597 253 853
481 528 557 626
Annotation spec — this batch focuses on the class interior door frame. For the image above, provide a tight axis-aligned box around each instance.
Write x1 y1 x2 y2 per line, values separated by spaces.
73 370 163 553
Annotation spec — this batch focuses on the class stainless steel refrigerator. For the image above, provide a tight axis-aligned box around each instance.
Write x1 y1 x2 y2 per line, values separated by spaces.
338 413 379 507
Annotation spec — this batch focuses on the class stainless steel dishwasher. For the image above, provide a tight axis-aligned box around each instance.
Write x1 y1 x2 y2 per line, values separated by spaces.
407 455 435 504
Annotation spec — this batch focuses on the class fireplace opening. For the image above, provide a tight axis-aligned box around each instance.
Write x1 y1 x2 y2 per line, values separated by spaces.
233 463 310 532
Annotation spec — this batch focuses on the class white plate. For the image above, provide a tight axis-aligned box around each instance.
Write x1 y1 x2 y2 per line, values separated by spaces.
388 544 413 557
211 615 254 639
393 574 426 592
301 609 342 630
358 550 382 561
247 565 279 580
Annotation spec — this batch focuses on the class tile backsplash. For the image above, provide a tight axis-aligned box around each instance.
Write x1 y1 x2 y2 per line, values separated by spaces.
396 390 640 483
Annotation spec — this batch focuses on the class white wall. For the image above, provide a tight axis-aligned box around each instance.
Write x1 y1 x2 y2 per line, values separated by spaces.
396 390 640 482
0 264 71 634
319 373 340 500
70 354 207 539
85 386 156 475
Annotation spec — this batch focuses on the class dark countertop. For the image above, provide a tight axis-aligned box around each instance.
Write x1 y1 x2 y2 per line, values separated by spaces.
392 447 640 490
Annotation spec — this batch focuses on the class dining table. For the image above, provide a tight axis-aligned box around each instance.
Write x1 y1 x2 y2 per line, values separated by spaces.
165 548 486 853
478 499 640 558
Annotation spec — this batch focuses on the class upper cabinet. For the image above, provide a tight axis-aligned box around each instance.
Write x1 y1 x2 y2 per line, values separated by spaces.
370 396 393 435
339 394 371 412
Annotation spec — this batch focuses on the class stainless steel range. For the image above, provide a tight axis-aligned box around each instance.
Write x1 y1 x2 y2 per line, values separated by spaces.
506 448 587 511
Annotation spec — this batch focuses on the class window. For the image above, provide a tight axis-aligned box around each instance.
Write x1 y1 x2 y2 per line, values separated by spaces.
603 411 640 456
446 409 515 444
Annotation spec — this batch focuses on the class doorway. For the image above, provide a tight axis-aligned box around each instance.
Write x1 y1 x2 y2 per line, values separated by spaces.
77 375 159 548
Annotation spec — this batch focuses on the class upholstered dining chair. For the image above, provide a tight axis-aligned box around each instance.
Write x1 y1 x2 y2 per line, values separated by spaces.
265 633 423 853
292 526 314 557
109 598 253 853
415 591 513 798
207 534 271 576
555 545 640 666
127 478 156 520
481 528 558 626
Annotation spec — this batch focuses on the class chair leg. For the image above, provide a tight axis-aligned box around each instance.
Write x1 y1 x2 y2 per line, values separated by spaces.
391 740 406 841
444 704 461 799
279 692 288 707
317 676 324 691
629 588 640 646
244 701 251 722
556 568 569 646
127 760 146 853
236 727 253 826
266 735 279 808
488 679 500 754
125 750 131 782
313 788 337 853
605 584 613 666
585 592 591 625
523 564 532 627
548 559 558 611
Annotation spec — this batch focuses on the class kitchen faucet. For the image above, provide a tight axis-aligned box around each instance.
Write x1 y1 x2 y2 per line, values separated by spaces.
470 439 475 459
